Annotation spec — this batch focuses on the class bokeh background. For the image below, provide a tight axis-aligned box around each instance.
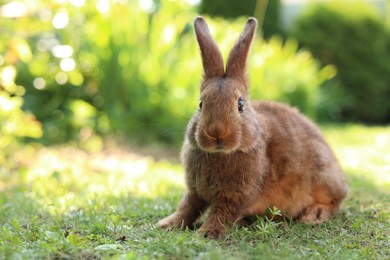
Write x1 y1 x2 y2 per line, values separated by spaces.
1 1 390 258
1 0 390 159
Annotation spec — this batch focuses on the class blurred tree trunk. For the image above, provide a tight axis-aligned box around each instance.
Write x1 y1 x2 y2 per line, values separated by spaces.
387 0 390 29
254 0 268 35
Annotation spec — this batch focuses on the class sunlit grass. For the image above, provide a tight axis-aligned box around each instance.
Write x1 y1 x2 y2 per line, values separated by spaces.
0 124 389 259
325 124 390 201
4 147 185 218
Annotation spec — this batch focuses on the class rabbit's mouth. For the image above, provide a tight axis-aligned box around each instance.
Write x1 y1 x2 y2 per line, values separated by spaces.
202 146 234 154
197 136 239 154
210 144 230 153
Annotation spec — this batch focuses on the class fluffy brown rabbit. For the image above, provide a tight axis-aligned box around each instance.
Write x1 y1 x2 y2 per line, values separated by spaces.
158 17 348 239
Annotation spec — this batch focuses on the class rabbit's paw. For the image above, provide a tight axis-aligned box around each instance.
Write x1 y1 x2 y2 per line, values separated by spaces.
300 204 331 224
158 214 193 230
158 215 178 230
197 225 226 239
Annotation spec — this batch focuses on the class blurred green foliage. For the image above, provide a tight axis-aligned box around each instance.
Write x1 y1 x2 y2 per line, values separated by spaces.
199 0 282 38
0 63 42 164
292 0 390 123
199 0 257 18
261 0 282 38
249 36 335 119
0 0 332 146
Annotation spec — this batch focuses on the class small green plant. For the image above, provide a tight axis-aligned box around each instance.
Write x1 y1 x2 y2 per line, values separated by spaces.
254 206 283 239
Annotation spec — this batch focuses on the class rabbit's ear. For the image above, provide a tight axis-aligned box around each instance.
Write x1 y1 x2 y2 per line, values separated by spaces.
225 18 257 81
194 17 224 79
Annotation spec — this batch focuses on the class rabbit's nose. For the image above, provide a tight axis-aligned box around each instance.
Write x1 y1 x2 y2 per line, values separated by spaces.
207 122 227 140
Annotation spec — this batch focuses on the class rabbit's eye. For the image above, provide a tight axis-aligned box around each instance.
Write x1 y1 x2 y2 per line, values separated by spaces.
199 100 203 111
238 97 244 112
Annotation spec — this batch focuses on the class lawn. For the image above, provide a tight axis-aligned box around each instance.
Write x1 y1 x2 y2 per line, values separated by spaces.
0 125 389 259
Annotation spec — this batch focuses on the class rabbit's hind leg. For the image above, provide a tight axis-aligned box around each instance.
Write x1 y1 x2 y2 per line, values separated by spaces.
298 198 342 224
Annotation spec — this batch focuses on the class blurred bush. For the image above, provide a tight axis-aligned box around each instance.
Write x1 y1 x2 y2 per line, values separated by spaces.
261 0 282 38
199 0 257 18
0 0 331 146
0 64 42 164
291 0 390 123
199 0 282 38
250 37 336 119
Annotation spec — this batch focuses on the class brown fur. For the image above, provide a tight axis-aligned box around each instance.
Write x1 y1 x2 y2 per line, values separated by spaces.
158 17 348 239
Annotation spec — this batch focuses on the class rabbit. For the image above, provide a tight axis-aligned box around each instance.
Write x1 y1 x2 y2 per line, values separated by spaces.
158 17 348 239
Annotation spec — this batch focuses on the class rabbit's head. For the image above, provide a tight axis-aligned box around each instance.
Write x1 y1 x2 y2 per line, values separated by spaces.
190 17 262 154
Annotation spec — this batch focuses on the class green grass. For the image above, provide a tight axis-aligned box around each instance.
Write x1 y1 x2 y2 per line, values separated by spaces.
1 125 389 259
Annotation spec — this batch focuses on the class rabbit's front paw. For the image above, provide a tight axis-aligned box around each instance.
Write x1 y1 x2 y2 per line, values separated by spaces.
158 214 179 230
197 224 226 239
158 213 193 230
